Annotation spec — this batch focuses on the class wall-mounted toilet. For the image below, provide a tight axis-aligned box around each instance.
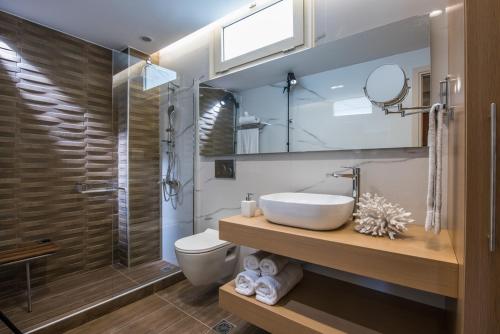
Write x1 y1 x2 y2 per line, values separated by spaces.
174 229 239 286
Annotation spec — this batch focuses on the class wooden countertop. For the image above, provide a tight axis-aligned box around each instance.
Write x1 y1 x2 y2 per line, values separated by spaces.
219 215 458 297
220 271 448 334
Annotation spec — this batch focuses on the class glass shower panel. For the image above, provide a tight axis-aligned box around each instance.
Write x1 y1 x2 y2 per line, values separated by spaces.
113 47 192 276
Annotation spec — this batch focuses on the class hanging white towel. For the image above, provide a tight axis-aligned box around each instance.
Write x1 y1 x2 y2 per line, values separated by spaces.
259 254 289 276
235 270 260 296
243 250 269 272
433 109 445 234
255 263 303 306
237 128 259 154
425 103 444 234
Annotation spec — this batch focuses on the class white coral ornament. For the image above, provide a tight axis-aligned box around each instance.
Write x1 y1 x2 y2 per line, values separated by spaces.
353 193 414 240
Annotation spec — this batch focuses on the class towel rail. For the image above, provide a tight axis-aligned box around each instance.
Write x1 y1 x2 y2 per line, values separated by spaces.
75 183 125 194
236 122 268 130
385 76 453 119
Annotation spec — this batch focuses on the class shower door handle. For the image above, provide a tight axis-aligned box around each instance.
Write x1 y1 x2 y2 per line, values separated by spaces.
490 102 497 252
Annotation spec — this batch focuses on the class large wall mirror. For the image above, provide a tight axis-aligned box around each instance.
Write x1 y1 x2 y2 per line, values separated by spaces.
199 15 433 156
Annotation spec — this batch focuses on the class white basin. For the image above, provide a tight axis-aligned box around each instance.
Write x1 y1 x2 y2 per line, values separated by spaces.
259 193 354 230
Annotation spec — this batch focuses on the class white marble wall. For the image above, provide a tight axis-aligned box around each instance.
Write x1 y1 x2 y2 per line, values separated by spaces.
196 148 430 234
195 147 451 308
160 80 195 265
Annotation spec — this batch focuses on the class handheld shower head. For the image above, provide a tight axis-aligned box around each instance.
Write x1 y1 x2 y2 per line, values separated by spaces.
167 105 175 116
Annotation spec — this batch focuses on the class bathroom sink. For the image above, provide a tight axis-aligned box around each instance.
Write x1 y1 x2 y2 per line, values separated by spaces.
259 193 354 230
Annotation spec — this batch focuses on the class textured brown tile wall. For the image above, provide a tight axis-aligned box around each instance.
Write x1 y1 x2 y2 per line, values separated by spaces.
113 50 130 266
0 11 116 295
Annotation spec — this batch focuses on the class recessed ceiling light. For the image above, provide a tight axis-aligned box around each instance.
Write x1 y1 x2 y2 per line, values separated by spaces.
429 9 443 17
141 36 153 42
330 85 344 90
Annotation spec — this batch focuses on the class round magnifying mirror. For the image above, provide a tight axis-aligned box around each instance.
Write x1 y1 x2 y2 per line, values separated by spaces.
364 64 409 108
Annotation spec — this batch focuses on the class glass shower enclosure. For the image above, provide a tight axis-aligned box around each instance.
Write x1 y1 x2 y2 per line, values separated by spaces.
113 47 194 277
0 45 192 333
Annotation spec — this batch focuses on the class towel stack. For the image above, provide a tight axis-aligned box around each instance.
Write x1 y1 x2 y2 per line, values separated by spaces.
235 251 303 305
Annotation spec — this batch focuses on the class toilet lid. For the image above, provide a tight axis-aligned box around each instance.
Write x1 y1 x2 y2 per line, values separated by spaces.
174 228 231 254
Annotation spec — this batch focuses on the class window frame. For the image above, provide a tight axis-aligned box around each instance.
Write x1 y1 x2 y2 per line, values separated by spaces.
213 0 304 73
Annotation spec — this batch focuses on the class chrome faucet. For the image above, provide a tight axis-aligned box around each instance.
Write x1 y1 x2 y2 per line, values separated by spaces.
327 166 361 212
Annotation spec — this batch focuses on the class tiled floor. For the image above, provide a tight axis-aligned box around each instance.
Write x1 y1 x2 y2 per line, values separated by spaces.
65 279 268 334
0 260 178 333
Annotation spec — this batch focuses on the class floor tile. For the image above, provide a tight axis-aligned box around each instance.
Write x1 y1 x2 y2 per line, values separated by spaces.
113 302 186 334
223 314 270 334
63 279 268 334
157 316 211 334
156 280 231 327
65 294 168 334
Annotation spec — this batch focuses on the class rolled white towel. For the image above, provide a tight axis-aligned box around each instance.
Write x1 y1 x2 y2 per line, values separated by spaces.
255 263 303 305
244 250 269 271
259 254 289 276
235 270 260 296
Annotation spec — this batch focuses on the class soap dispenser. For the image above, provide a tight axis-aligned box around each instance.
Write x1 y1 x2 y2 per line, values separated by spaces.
241 193 257 217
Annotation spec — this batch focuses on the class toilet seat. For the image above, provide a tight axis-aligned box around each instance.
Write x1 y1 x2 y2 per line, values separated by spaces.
174 228 230 254
174 228 239 286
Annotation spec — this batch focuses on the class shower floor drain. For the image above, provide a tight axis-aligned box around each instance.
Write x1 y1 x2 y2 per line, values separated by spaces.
212 319 235 334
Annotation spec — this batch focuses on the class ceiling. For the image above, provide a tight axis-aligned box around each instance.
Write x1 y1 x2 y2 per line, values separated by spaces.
0 0 253 54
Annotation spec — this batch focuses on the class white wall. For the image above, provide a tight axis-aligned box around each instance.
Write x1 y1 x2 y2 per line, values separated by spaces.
158 0 449 307
197 149 448 308
198 149 430 230
314 0 446 45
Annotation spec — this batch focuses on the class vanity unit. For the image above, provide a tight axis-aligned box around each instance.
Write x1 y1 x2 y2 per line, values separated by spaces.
218 215 457 333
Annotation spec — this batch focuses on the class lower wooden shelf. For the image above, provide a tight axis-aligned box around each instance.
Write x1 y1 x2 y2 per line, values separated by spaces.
219 271 449 334
220 215 458 297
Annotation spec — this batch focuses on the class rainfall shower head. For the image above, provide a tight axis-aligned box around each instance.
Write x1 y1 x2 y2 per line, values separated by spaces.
142 59 177 91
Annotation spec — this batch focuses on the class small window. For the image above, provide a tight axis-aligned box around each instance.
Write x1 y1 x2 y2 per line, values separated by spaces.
333 97 373 117
214 0 304 73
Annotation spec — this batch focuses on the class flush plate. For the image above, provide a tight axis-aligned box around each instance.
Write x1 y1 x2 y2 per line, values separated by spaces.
215 160 235 179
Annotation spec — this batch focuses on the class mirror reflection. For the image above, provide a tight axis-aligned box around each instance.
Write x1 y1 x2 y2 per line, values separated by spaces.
199 15 432 155
198 85 237 156
289 48 430 151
